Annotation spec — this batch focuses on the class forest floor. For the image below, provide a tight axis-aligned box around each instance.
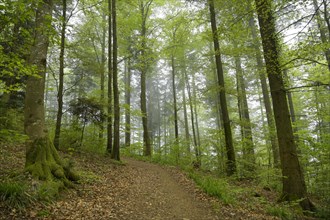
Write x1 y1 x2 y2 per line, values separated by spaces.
0 144 318 219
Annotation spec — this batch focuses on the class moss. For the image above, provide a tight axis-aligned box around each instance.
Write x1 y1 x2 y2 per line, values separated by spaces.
37 181 64 202
25 136 80 186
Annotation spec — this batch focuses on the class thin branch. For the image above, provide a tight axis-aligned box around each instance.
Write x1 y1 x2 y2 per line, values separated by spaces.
281 56 328 68
286 83 329 91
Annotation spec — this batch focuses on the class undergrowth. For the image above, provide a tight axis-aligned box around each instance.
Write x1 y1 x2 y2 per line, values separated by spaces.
0 182 30 209
188 172 236 205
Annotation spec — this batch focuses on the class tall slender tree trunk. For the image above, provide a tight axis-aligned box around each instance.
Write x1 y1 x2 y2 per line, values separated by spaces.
185 71 200 166
24 0 78 184
99 13 106 140
255 0 314 211
125 57 131 148
54 0 66 150
107 0 113 154
208 0 236 175
248 14 279 167
111 0 120 161
234 55 255 172
192 75 201 149
171 54 179 141
139 0 152 156
313 0 330 71
182 65 190 153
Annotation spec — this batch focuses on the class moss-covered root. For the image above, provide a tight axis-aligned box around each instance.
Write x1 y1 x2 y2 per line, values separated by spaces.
279 193 316 212
25 136 79 187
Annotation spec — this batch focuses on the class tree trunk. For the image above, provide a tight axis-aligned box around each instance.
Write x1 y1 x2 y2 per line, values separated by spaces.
125 56 131 148
313 0 330 71
107 0 113 154
99 13 106 140
192 75 201 151
235 55 255 172
182 64 190 153
54 0 66 150
208 0 236 175
24 0 78 184
255 0 314 211
248 14 280 168
171 54 179 141
185 71 200 167
139 0 152 156
111 0 120 161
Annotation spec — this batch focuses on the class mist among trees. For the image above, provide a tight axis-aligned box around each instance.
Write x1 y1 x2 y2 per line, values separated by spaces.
0 0 329 217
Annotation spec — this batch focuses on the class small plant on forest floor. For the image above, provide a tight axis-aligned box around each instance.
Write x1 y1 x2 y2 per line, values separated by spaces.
37 181 64 202
188 172 236 205
37 209 51 217
266 204 293 219
0 182 30 209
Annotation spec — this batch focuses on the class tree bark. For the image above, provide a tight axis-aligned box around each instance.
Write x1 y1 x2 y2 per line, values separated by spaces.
182 62 190 153
235 54 255 172
248 14 280 167
313 0 330 71
125 56 131 148
171 54 179 141
185 71 200 167
107 0 113 154
24 0 78 184
54 0 66 150
99 13 106 140
255 0 314 211
208 0 236 175
111 0 120 161
139 0 152 156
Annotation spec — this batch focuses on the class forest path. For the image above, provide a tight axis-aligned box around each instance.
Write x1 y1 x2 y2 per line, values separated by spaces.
1 146 281 219
48 155 220 220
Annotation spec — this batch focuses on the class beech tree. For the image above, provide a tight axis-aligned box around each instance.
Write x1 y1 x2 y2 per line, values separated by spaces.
138 0 153 156
24 0 77 184
255 0 314 210
111 0 120 161
54 0 67 150
208 0 236 176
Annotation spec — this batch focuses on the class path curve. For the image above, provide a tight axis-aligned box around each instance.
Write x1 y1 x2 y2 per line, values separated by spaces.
47 156 219 220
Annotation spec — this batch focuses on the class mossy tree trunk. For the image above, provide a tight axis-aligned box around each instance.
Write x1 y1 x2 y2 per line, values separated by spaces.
24 0 78 185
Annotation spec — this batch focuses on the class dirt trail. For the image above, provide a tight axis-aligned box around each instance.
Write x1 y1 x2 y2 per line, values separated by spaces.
43 156 219 220
1 148 279 220
115 158 218 220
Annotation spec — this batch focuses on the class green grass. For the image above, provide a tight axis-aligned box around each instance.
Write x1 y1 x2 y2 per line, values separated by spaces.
266 204 293 219
188 172 236 205
0 182 30 209
37 181 64 202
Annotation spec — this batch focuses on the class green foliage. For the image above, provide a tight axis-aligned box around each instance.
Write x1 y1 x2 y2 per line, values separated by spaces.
69 97 105 124
0 129 28 144
122 142 144 156
36 209 51 218
266 204 293 220
256 167 282 192
188 172 235 205
0 182 29 209
37 181 64 202
315 206 330 219
58 126 82 150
